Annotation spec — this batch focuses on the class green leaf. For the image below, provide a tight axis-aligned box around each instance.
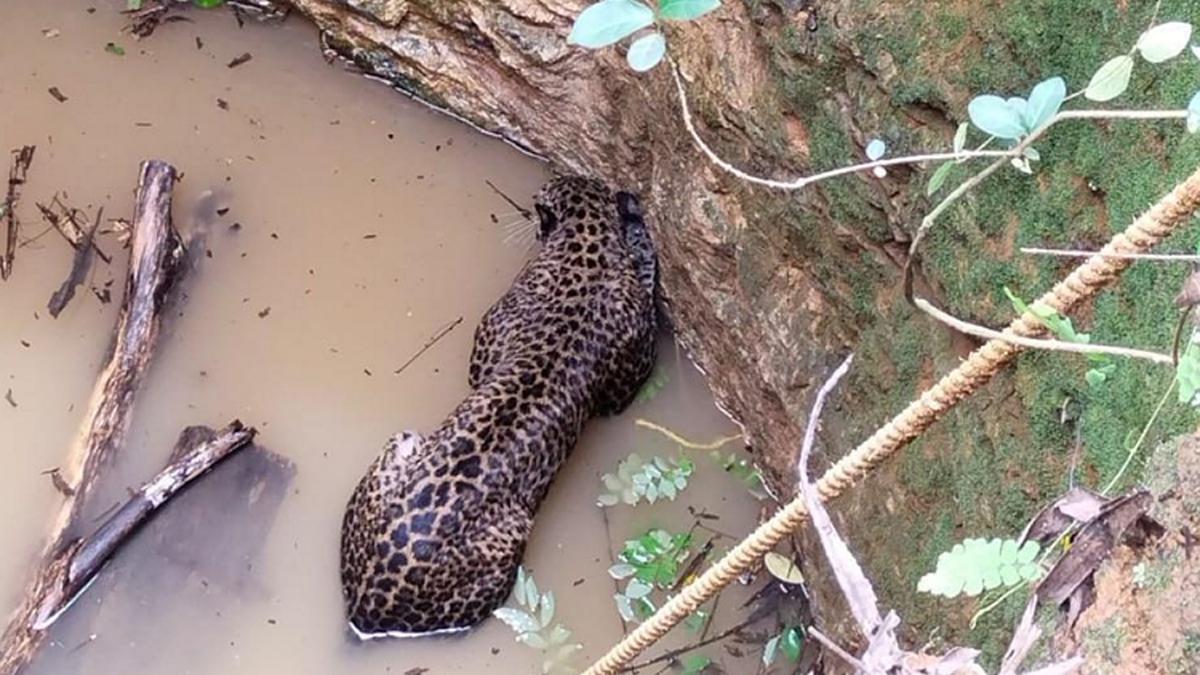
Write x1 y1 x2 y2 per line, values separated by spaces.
762 635 781 666
126 0 143 9
927 162 954 196
1017 540 1040 564
608 562 637 579
568 0 655 48
681 654 712 674
625 578 653 599
1136 22 1193 63
494 608 541 634
1085 55 1134 102
952 122 968 154
967 95 1026 139
520 632 549 649
193 0 224 7
105 42 125 56
918 537 1040 598
540 591 555 627
865 138 886 161
1187 91 1200 134
1023 76 1065 131
782 627 804 661
1177 336 1200 405
626 32 666 72
658 0 720 21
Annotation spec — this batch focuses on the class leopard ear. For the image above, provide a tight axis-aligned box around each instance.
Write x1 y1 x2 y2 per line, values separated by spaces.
535 203 557 238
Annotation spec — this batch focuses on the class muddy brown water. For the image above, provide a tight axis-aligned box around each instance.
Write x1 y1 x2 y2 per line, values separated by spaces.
0 2 762 673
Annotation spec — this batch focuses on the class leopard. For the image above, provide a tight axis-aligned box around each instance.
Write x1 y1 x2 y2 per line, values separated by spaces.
339 175 658 638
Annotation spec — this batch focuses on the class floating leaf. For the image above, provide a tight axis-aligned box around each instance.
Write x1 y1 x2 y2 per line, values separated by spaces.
105 42 125 56
967 95 1026 139
762 634 781 666
782 627 804 661
521 632 549 649
625 578 653 599
569 0 655 48
1085 55 1134 102
193 0 224 7
1023 76 1065 131
127 0 143 8
626 32 666 72
658 0 720 21
609 562 637 579
953 122 968 154
540 591 555 628
927 162 954 196
865 138 886 161
764 551 805 584
494 608 541 634
1136 21 1193 63
918 537 1042 598
682 654 712 673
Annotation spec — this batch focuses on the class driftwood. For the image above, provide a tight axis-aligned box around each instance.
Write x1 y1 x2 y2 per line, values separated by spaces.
32 422 256 631
0 160 183 675
2 145 35 280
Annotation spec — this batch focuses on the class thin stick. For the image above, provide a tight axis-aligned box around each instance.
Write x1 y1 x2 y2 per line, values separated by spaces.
392 316 463 376
634 419 741 450
616 614 759 673
806 627 868 672
485 180 532 220
2 146 36 280
1021 246 1200 262
914 297 1174 366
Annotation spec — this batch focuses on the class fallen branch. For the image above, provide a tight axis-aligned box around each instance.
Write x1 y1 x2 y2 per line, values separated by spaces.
0 160 183 675
30 421 255 631
2 145 36 280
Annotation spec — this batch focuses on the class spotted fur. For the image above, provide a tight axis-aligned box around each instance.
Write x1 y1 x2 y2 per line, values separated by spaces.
340 176 658 637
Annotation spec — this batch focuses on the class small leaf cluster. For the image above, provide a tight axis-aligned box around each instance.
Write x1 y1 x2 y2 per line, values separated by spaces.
568 0 722 72
493 568 582 675
608 529 693 622
1005 288 1116 387
762 626 804 667
917 538 1042 598
598 453 694 506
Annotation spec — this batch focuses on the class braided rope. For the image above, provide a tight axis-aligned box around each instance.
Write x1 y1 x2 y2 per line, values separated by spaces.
583 165 1200 675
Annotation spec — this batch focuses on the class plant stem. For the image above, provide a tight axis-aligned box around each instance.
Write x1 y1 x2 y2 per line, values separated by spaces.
1102 377 1178 495
913 297 1175 366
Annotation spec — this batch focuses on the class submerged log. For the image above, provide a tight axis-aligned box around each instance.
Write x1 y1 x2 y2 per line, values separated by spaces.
0 160 184 675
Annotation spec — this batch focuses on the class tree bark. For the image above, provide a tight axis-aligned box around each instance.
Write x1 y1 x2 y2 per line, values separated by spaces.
0 160 184 675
